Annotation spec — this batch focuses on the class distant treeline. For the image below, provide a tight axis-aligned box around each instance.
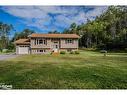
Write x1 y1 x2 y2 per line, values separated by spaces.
62 6 127 50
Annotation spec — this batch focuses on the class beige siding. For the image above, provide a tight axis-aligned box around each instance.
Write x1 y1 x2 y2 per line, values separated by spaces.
31 38 51 49
60 48 78 52
31 48 51 54
30 38 79 54
60 39 78 49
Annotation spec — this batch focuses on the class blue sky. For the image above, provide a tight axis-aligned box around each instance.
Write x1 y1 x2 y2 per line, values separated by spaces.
0 6 108 37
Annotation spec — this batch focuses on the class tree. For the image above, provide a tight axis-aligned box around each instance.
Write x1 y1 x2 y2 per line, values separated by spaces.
12 29 35 42
0 22 13 49
69 23 77 34
62 6 127 50
48 30 60 34
23 29 35 37
63 28 69 34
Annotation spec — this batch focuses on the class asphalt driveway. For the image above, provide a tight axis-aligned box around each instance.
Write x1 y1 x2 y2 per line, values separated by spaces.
0 54 18 61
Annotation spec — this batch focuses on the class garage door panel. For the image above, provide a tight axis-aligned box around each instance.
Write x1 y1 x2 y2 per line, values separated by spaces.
19 47 29 54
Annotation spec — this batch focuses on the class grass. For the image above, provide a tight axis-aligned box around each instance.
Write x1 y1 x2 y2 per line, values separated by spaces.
0 51 5 54
0 50 127 89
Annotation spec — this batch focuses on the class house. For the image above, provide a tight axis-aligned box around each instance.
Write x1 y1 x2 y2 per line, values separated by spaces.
15 33 80 54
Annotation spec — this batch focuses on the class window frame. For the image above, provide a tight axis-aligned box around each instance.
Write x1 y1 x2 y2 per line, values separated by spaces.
39 49 46 52
37 39 47 45
65 39 73 44
39 39 43 44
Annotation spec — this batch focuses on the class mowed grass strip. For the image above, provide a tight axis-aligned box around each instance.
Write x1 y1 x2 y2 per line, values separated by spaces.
0 50 127 89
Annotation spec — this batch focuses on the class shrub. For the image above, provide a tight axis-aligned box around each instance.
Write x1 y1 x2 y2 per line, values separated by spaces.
74 51 80 54
50 50 54 55
70 51 75 54
2 49 8 53
1 49 14 53
60 51 66 54
6 50 13 53
50 52 53 55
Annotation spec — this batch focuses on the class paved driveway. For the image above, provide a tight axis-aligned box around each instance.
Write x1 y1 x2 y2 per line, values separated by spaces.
0 54 18 61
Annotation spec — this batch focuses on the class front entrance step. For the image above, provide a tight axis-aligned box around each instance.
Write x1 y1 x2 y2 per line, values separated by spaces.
51 52 59 56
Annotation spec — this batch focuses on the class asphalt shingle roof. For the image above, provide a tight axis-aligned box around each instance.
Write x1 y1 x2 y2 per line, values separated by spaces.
29 33 80 38
14 39 30 44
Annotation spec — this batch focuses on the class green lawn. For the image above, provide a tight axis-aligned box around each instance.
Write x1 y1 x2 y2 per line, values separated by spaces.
0 50 127 89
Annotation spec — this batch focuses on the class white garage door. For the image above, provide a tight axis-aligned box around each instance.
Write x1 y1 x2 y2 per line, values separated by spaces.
18 46 29 54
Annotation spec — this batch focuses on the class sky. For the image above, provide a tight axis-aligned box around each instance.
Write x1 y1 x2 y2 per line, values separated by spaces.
0 6 108 37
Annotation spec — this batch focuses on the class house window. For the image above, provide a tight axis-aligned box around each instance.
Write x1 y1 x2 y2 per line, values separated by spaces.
44 40 46 44
56 45 58 48
65 39 73 44
20 46 28 47
40 50 43 52
37 40 39 45
34 39 36 45
39 39 43 44
38 39 47 45
54 41 58 43
39 49 46 52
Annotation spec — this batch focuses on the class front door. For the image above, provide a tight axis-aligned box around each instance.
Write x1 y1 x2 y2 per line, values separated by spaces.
54 44 58 49
52 41 59 52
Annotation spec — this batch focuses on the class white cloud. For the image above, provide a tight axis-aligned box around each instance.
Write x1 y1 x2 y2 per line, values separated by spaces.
86 6 108 18
1 6 48 19
1 6 108 31
53 12 86 28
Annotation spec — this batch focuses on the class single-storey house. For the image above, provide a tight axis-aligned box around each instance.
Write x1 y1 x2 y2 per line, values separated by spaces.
14 33 80 54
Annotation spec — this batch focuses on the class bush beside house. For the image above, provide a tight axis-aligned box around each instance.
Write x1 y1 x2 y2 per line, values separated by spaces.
60 51 66 54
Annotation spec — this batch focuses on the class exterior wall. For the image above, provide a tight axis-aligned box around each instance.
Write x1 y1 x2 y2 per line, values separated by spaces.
30 38 51 49
60 38 78 49
16 45 19 54
31 38 78 48
29 37 79 54
31 48 51 54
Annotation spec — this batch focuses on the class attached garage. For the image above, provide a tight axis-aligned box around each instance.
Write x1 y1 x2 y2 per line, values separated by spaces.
16 46 29 54
14 39 30 54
